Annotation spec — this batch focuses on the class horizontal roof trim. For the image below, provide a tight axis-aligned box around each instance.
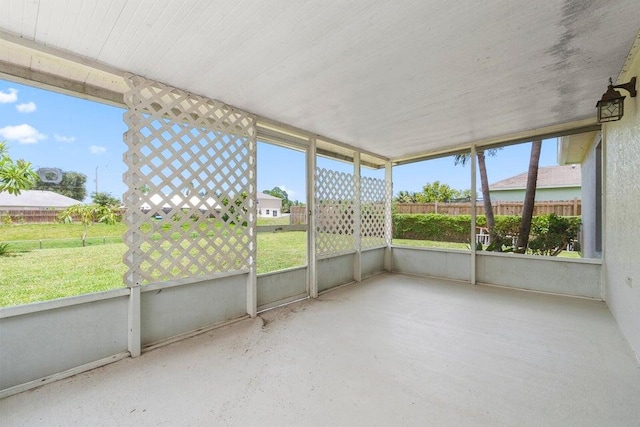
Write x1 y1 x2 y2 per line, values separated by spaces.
392 120 601 166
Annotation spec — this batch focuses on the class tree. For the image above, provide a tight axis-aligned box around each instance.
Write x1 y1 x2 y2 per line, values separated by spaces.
92 191 121 207
34 170 87 201
394 190 418 203
0 141 38 195
58 203 121 246
515 140 542 253
455 149 499 243
416 181 459 203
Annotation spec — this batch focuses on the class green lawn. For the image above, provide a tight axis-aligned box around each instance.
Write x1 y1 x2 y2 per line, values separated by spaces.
0 222 581 307
0 227 308 307
0 222 127 241
0 245 128 307
392 238 469 250
391 238 580 258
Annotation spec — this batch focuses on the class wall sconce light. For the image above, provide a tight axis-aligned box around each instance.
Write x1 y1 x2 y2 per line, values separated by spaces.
596 77 636 123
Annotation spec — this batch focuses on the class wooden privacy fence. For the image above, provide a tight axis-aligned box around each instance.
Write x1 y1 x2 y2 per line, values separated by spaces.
290 206 307 224
0 209 66 224
394 199 581 216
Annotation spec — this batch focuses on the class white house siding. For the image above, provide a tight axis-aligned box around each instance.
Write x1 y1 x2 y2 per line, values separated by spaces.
603 44 640 359
489 187 580 202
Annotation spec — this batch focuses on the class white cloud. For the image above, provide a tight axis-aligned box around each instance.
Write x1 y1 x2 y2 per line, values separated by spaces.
54 134 76 143
278 185 296 199
16 102 37 113
0 88 18 103
0 124 46 144
90 145 107 155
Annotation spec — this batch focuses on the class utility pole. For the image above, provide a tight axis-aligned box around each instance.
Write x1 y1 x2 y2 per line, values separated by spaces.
95 166 98 195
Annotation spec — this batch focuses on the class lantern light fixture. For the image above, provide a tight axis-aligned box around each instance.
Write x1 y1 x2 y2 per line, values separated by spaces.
596 76 636 123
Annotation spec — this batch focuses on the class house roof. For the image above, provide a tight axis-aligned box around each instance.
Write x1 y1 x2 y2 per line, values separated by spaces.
1 2 639 162
258 193 282 201
489 165 581 191
0 190 81 208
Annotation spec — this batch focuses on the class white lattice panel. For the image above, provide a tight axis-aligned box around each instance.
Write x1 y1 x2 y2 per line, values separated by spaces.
315 168 355 257
360 176 388 249
122 74 256 285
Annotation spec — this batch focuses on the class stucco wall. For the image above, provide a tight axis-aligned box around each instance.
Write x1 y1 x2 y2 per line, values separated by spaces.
603 43 640 359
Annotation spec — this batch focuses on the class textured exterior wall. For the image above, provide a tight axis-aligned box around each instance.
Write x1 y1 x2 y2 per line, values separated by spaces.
603 43 640 359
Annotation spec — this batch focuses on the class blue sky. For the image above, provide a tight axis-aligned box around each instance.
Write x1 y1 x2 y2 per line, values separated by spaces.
1 79 560 202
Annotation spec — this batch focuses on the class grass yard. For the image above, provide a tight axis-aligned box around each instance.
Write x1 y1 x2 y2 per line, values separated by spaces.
0 229 308 307
0 221 580 307
0 245 128 307
392 238 469 250
392 238 580 258
0 222 127 241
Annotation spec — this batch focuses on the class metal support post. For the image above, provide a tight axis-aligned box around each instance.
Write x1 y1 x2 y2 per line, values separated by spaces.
354 152 362 282
307 138 318 298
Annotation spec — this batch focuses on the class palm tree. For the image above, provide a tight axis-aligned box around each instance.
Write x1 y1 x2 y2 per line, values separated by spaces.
0 141 38 195
515 140 542 253
455 149 499 241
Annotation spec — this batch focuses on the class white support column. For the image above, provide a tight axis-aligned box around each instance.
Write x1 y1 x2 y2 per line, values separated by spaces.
600 129 607 301
128 284 141 357
307 138 318 298
247 138 258 318
353 152 362 283
470 145 477 285
384 160 393 271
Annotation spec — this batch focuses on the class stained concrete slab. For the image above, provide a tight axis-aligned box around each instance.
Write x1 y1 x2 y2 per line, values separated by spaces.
1 273 639 426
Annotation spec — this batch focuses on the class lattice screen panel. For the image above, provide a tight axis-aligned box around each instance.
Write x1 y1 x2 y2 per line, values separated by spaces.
315 168 356 258
123 74 256 285
360 176 388 249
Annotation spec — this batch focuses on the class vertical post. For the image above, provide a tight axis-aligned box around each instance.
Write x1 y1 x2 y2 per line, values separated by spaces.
384 160 393 271
307 138 318 298
128 284 141 357
600 130 607 301
353 152 362 283
247 135 257 318
470 145 477 285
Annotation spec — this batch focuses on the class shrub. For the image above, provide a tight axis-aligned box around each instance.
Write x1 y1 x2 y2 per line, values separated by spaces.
528 214 581 256
393 214 472 242
392 213 580 256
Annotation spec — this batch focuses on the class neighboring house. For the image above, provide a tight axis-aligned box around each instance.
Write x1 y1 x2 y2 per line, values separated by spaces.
0 190 80 210
488 164 581 202
257 193 282 218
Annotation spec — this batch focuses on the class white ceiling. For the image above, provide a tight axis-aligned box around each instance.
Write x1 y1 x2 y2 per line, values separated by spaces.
0 0 638 161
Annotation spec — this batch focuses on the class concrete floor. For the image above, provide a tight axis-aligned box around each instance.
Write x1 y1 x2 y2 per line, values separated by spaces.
1 273 639 426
